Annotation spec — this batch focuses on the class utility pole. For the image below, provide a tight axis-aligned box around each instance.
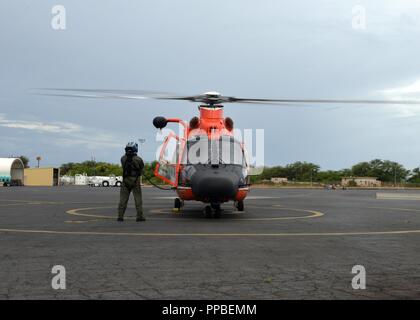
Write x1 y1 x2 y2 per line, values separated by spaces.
310 168 313 187
91 155 96 177
394 164 397 188
138 139 146 185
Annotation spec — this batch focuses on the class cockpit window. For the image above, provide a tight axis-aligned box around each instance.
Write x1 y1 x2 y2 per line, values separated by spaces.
183 135 245 165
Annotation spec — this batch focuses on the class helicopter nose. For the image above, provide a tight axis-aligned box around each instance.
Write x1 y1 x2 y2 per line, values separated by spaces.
191 171 239 200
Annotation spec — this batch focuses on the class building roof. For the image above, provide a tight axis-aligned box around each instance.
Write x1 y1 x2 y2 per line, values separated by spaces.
342 176 379 180
0 158 24 177
24 167 59 170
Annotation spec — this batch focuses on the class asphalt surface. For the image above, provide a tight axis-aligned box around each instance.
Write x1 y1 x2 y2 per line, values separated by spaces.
1 186 420 299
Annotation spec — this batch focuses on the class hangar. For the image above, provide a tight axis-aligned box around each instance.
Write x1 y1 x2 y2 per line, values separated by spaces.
0 158 25 186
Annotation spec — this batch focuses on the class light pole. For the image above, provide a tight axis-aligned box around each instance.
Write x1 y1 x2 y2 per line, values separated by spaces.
138 138 146 148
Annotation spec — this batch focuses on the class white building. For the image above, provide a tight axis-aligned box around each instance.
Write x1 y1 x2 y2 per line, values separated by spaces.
271 177 288 184
0 158 25 186
341 177 381 187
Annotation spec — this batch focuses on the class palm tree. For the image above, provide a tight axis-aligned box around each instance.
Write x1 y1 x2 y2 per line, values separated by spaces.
36 156 42 168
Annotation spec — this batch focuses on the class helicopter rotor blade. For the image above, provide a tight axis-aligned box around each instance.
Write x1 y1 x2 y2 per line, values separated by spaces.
31 92 150 100
229 97 420 105
32 88 420 106
33 88 197 102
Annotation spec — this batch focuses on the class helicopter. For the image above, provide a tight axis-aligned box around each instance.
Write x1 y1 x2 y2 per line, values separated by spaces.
37 88 420 218
151 93 251 218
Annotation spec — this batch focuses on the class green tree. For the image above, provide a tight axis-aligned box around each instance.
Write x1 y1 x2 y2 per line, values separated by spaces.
351 159 408 183
408 167 420 183
18 156 30 168
316 170 343 183
60 161 122 176
143 161 157 179
284 162 320 181
351 161 371 177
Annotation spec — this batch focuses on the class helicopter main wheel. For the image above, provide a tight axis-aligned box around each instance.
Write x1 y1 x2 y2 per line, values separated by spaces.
236 200 244 212
204 205 212 218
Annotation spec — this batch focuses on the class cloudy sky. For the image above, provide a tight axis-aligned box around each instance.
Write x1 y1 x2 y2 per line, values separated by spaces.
1 0 420 170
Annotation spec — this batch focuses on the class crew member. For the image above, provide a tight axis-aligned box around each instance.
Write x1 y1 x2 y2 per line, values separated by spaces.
117 142 145 222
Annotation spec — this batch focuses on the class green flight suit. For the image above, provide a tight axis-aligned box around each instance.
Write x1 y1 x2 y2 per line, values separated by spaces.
118 154 145 219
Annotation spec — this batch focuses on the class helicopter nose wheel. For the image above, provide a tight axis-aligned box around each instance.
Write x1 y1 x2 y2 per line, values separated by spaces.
204 205 212 218
203 203 222 219
212 203 222 218
173 198 183 213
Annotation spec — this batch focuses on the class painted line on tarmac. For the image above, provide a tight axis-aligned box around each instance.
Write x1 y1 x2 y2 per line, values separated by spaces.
0 203 35 207
367 206 420 213
65 219 102 224
0 199 61 206
3 202 420 237
0 202 58 207
1 228 420 237
376 193 420 201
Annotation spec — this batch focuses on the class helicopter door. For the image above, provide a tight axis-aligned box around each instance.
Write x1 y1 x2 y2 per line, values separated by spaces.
155 133 182 186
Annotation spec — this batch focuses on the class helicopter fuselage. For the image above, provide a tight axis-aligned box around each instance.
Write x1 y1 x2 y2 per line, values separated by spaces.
153 106 250 207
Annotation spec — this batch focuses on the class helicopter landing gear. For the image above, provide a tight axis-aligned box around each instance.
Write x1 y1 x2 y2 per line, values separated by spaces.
211 203 222 219
213 209 221 219
204 205 212 218
204 203 222 218
235 200 244 212
173 197 183 213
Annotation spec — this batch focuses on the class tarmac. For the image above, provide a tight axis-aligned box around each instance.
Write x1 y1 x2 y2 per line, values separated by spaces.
1 186 420 299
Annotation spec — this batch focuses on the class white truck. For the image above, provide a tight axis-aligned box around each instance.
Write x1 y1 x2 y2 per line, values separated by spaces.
75 173 89 185
88 175 123 187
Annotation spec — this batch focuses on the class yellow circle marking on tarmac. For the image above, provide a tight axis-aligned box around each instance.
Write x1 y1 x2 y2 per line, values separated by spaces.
66 206 324 221
0 199 60 207
2 204 420 237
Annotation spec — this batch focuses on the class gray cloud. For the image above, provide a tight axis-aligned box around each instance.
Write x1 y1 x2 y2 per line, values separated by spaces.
0 114 121 152
1 0 420 169
0 114 81 133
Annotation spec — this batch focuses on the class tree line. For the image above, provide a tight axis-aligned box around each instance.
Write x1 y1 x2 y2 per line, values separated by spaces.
59 160 158 180
17 156 420 184
250 159 420 184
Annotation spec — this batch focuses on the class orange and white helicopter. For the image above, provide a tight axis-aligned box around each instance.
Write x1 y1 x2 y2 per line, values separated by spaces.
38 89 420 218
151 92 251 217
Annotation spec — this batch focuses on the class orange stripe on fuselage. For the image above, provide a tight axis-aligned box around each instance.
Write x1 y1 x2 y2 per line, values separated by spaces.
176 186 249 203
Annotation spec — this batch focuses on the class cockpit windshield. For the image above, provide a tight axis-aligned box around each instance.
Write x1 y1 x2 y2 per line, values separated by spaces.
183 135 245 166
